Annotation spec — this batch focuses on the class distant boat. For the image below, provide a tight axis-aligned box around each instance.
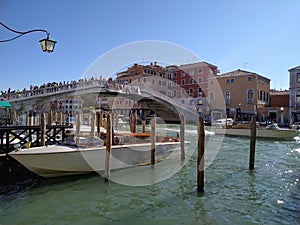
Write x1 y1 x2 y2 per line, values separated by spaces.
9 132 188 178
211 118 234 128
214 123 299 140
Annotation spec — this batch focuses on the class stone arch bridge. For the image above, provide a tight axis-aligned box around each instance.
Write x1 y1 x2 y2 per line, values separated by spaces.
6 80 199 123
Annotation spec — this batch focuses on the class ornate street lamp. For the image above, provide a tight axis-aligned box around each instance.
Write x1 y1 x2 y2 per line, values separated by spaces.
0 21 57 53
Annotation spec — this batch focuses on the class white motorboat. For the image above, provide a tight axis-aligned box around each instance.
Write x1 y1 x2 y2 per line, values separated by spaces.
9 133 187 178
214 123 299 140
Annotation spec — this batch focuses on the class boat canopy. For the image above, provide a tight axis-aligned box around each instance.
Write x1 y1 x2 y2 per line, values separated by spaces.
0 101 11 107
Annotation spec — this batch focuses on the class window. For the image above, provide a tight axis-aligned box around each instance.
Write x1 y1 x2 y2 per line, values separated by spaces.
198 77 203 83
181 79 185 85
247 89 254 103
144 78 146 83
189 78 194 84
190 69 194 75
189 88 193 97
198 68 203 74
182 71 185 76
248 76 252 81
297 90 300 104
225 91 230 104
231 78 235 83
297 73 300 83
198 88 202 97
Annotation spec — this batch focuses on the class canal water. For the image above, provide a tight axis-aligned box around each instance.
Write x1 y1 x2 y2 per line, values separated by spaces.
0 124 299 225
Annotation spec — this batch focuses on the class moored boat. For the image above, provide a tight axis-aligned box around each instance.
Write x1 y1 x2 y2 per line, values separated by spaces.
214 123 299 140
9 132 188 178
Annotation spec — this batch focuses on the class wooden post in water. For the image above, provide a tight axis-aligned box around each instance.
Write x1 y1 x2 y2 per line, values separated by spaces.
90 112 95 138
115 113 119 131
96 111 101 135
129 112 133 133
105 113 112 181
151 114 156 166
142 117 146 133
48 110 52 125
66 112 70 126
54 112 58 125
249 115 257 170
59 111 63 125
33 112 37 125
40 113 46 146
180 114 185 161
100 111 103 129
75 112 81 145
197 117 205 192
25 112 29 126
28 111 33 126
133 111 137 133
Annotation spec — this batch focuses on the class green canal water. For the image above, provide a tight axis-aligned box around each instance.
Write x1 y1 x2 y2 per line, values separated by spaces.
0 124 299 225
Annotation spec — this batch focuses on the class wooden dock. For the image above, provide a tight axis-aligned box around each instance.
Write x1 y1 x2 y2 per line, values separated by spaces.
0 124 73 155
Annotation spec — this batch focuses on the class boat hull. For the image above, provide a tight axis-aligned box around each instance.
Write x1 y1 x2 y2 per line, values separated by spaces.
214 128 298 139
9 142 183 178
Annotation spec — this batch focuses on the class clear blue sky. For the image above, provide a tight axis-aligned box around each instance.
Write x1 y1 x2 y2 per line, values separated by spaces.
1 0 299 92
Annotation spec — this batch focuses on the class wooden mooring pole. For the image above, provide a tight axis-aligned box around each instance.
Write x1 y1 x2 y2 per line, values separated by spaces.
40 113 46 146
197 117 205 192
105 113 112 181
142 117 146 133
151 114 156 167
180 114 185 161
249 115 257 170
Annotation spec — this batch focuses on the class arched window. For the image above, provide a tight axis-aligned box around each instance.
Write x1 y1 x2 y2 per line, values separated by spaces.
247 89 254 103
225 91 230 104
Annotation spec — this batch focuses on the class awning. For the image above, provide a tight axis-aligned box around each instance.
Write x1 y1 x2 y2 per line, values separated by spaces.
0 101 11 107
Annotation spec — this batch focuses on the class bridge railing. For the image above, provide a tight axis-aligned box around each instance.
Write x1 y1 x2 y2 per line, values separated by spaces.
1 79 106 102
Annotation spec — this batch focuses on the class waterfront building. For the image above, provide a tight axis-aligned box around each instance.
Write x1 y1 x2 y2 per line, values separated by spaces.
209 69 271 122
289 65 300 123
269 90 289 126
57 96 82 116
113 62 177 118
174 62 219 121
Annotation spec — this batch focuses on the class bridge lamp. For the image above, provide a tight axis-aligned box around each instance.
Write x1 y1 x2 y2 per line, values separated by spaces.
0 21 57 53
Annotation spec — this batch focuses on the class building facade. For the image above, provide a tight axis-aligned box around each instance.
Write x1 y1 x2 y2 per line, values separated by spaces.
173 62 219 121
289 66 300 124
208 69 270 122
269 90 289 126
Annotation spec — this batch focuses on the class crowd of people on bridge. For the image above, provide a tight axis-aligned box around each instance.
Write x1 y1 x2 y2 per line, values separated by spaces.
0 76 106 101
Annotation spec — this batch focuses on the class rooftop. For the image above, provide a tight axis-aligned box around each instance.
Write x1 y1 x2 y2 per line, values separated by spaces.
218 69 270 81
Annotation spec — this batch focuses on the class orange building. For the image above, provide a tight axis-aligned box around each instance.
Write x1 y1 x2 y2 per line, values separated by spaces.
209 69 270 122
